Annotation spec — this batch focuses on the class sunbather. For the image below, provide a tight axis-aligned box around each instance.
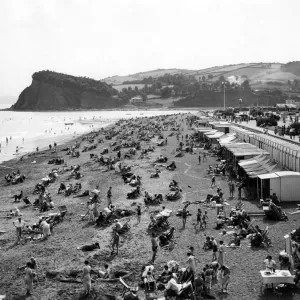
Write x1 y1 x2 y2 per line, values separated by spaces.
78 242 100 251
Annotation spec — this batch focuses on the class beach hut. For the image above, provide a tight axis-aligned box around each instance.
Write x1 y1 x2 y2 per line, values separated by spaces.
223 143 269 163
205 131 225 145
210 122 230 134
195 128 215 140
257 171 300 201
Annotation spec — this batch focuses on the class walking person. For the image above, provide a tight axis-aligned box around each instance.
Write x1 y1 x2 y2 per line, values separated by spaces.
202 211 209 229
87 201 95 223
228 180 235 198
82 260 92 296
203 152 207 162
182 205 188 228
187 252 196 277
221 265 230 293
212 237 218 261
107 186 112 207
211 175 216 187
117 150 121 160
151 233 158 264
198 154 201 165
111 229 119 255
136 205 141 224
218 241 225 266
194 209 202 230
194 272 204 300
13 217 25 244
24 262 36 296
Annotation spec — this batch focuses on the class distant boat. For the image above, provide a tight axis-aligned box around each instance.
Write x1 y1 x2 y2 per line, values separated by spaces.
126 113 131 115
64 122 74 125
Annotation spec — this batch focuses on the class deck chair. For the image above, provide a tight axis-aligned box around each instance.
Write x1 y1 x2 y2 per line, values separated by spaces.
23 197 32 205
58 205 68 218
261 226 272 247
246 219 256 232
117 222 131 235
119 277 138 298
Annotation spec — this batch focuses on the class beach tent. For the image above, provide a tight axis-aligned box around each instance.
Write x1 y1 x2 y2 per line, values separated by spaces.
257 171 300 201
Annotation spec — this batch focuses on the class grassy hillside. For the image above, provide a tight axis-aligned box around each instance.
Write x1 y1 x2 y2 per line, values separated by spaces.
102 62 300 93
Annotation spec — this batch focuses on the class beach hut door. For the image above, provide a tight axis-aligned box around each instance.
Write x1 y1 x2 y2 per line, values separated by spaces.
270 178 280 197
262 179 270 198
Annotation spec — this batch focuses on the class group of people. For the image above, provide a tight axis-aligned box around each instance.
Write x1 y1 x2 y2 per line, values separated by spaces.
141 245 231 298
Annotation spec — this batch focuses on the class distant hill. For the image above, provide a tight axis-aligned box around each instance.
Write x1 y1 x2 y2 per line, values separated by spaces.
103 69 191 85
10 62 300 111
12 71 121 110
102 63 300 92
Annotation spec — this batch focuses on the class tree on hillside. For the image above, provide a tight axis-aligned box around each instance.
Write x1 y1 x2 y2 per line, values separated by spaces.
241 79 251 91
219 75 226 82
141 93 147 101
202 75 206 81
143 84 149 93
134 86 139 93
208 74 213 79
160 86 172 98
155 82 162 89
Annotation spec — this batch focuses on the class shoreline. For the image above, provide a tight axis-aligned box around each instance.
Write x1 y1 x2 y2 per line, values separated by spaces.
0 110 193 164
2 106 212 112
0 121 114 166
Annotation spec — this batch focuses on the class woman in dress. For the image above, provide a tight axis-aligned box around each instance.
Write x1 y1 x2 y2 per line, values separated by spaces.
82 260 92 295
217 240 224 266
24 262 35 295
87 202 95 223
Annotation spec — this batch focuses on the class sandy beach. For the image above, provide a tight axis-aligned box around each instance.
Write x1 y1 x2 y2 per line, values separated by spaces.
0 113 298 300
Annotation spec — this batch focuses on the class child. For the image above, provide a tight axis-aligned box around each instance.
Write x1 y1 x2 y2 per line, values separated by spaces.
211 176 216 187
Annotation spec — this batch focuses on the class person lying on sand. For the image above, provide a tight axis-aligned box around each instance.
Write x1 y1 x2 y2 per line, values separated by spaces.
77 242 100 251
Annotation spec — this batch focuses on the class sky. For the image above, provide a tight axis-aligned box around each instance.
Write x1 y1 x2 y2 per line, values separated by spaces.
0 0 299 98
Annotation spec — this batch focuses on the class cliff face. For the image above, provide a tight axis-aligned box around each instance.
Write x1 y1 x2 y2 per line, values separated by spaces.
13 78 119 110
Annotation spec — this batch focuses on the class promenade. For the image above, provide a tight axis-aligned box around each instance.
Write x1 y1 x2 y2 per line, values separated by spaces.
229 120 300 172
231 120 300 145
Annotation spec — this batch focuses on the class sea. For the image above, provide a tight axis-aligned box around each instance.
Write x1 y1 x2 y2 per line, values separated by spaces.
0 105 193 163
